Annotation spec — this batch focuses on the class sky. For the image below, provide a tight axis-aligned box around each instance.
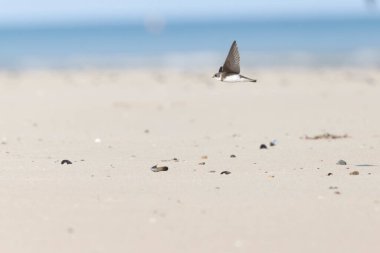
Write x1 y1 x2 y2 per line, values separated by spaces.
0 0 377 24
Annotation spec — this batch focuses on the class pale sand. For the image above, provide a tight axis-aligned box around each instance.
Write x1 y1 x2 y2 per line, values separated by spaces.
0 67 380 253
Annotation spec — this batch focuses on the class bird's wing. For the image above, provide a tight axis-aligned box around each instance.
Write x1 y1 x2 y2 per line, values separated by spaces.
222 41 240 74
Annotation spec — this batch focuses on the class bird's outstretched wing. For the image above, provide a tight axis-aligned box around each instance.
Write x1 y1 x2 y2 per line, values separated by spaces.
223 41 240 74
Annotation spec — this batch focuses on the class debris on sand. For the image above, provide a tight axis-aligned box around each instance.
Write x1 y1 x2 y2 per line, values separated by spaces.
151 165 169 172
230 154 236 158
161 158 178 162
198 162 206 165
270 140 277 146
61 160 72 165
327 172 333 176
260 144 268 149
337 160 347 165
303 133 349 140
201 155 208 159
220 171 231 175
349 171 359 176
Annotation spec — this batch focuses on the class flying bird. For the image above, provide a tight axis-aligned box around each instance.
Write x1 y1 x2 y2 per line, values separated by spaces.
212 41 256 83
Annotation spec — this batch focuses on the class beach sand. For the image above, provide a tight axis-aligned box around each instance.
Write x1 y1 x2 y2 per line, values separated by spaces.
0 67 380 252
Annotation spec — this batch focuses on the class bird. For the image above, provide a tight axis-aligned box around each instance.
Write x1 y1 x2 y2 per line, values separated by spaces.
212 40 256 83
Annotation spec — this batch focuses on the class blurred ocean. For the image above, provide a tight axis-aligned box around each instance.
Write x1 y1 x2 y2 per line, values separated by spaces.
1 16 380 68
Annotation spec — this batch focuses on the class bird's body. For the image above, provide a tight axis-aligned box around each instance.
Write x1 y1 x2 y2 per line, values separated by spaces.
214 73 256 82
213 41 256 83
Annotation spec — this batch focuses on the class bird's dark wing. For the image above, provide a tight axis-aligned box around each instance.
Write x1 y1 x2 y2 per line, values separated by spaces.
222 41 240 74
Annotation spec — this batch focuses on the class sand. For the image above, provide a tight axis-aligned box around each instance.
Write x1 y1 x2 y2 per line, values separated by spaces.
0 67 380 253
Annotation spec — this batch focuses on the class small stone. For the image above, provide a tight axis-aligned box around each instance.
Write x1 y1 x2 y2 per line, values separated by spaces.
144 129 150 134
201 155 208 159
349 171 359 175
230 154 236 158
209 170 216 173
334 191 341 195
327 172 333 176
61 160 72 165
329 186 338 190
337 160 347 165
198 162 206 165
220 171 231 175
151 165 169 172
260 144 267 149
1 137 7 145
270 140 277 146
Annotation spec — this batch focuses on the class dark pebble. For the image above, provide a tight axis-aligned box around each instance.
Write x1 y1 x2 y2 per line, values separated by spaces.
260 144 268 149
270 140 277 146
61 160 72 165
230 154 236 158
349 171 359 175
199 162 206 165
337 160 347 165
334 191 341 195
327 172 333 176
151 165 169 172
220 171 231 175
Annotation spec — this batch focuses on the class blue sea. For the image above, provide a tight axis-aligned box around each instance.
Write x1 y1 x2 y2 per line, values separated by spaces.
1 16 380 68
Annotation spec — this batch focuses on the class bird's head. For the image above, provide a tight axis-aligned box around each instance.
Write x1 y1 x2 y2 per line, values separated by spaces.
212 72 221 80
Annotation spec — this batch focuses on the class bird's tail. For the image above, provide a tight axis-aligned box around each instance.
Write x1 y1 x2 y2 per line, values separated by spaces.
241 75 257 83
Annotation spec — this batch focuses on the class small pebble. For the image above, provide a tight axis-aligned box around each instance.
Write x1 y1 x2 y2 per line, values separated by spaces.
151 165 169 172
209 170 216 173
270 140 277 146
349 171 359 175
260 144 267 149
220 171 231 175
327 172 333 176
230 154 236 158
144 129 150 134
61 160 72 165
329 186 338 190
201 155 208 159
337 160 347 165
199 162 206 165
334 191 341 195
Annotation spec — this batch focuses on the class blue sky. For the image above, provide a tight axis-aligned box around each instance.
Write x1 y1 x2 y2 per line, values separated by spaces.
0 0 376 24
